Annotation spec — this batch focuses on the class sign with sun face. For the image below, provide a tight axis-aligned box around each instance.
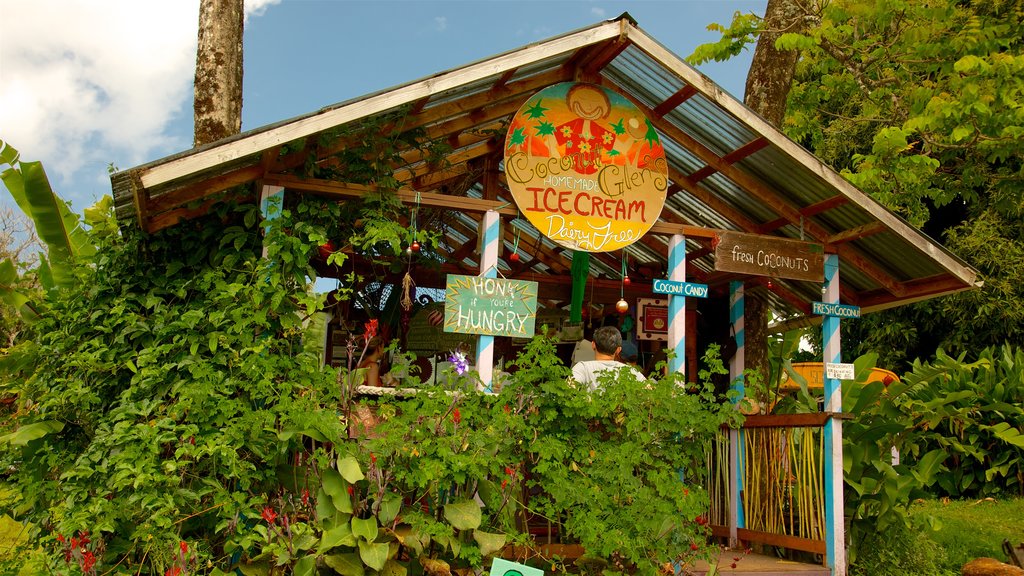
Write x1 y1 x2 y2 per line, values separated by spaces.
504 82 668 252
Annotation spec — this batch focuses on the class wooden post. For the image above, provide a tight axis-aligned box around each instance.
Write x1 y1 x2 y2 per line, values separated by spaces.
667 234 686 375
475 210 500 391
822 254 846 575
728 280 746 545
260 184 284 258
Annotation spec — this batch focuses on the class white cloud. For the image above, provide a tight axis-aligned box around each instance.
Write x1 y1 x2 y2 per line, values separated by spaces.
0 0 278 205
434 16 448 32
591 7 607 18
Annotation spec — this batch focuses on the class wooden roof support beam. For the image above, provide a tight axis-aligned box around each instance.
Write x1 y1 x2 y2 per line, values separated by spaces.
687 137 770 184
758 195 851 234
827 222 887 245
146 164 268 220
394 139 498 184
411 162 473 192
666 177 761 233
148 189 255 233
653 85 698 118
262 174 519 217
492 68 519 91
580 36 630 77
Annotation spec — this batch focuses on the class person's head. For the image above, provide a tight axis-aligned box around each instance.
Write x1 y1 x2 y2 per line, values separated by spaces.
592 326 622 357
365 336 384 357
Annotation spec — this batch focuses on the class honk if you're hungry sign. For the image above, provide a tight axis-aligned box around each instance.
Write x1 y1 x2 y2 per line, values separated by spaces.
504 82 668 252
444 275 539 338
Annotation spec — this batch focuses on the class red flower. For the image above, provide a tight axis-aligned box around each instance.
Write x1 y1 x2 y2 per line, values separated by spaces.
365 319 379 339
302 488 310 506
452 408 461 424
78 530 90 545
503 404 511 414
501 479 508 490
370 453 377 464
179 541 188 554
56 533 65 543
505 466 514 476
166 567 182 576
261 506 278 524
347 485 355 496
683 488 689 496
690 543 699 551
81 550 96 572
71 537 79 549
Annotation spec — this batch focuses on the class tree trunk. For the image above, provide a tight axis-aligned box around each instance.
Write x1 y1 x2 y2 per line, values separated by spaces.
743 0 806 383
194 0 244 147
744 0 805 126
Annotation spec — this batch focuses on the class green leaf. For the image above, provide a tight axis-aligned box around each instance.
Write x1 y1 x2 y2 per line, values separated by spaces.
324 553 365 576
911 449 947 485
381 560 408 576
293 555 316 576
351 516 378 542
377 492 402 525
0 421 64 446
443 499 481 531
472 530 507 556
358 540 390 571
338 455 365 482
322 469 354 513
318 522 357 554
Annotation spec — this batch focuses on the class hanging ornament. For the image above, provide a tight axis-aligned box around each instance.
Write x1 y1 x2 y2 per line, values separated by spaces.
616 298 629 315
509 218 522 264
623 275 631 285
411 240 421 253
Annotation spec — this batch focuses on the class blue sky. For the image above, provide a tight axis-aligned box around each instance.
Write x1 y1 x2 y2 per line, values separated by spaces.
1 0 765 212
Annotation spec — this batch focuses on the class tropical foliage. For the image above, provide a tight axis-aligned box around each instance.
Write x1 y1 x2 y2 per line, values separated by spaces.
0 138 739 574
691 0 1024 368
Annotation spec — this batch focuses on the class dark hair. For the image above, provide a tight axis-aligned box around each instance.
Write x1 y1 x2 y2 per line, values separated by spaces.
593 326 622 355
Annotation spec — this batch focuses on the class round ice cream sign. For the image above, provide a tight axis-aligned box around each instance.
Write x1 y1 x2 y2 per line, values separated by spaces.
504 82 668 252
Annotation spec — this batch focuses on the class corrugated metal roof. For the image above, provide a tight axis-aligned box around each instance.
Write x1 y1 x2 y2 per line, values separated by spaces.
111 15 978 328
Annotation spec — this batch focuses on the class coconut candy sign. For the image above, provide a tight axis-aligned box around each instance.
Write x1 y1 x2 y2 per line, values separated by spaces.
504 82 668 252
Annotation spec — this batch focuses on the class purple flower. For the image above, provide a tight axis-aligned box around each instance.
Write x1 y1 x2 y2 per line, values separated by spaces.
448 351 469 375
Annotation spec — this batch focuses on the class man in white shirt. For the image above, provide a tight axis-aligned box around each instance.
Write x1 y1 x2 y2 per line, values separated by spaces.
571 326 645 390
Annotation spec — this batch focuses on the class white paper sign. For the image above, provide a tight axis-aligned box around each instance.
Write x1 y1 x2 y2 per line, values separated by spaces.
825 362 855 380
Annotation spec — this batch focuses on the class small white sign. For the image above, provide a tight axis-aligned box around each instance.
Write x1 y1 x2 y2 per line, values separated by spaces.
825 362 856 380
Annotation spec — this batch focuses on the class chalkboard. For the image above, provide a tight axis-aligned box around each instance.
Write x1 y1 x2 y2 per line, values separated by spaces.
444 275 538 338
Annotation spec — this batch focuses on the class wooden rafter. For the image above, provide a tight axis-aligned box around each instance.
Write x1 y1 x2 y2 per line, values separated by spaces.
653 85 698 118
827 222 887 245
687 137 770 184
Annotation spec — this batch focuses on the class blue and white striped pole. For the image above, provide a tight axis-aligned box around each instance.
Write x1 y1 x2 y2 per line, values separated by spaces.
728 280 745 545
822 254 846 575
475 210 500 392
667 234 686 376
260 185 284 259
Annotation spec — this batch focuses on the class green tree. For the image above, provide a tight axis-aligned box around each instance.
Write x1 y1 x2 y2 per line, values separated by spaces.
692 0 1024 368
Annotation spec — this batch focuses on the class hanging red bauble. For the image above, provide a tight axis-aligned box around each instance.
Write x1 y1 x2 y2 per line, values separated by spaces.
509 252 520 263
411 241 421 253
615 298 629 314
623 275 631 285
318 240 336 260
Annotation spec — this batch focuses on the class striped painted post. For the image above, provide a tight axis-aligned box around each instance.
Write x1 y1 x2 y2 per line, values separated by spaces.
822 254 846 575
475 210 500 392
260 185 284 259
667 234 686 375
728 280 746 545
